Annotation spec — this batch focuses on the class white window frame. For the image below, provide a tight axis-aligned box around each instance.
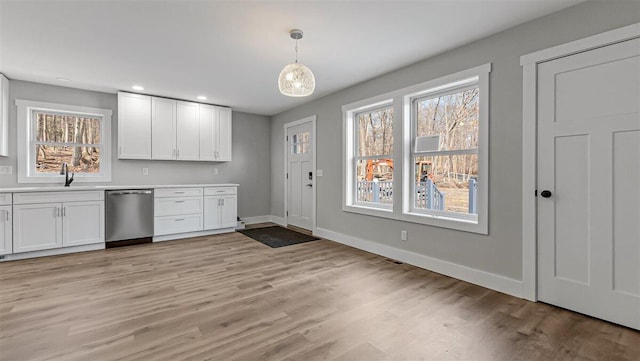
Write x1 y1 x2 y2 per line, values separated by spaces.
343 97 395 215
343 63 490 234
16 99 112 184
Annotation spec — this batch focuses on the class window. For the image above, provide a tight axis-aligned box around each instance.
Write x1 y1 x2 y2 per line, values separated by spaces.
291 131 310 154
344 99 395 212
16 100 112 183
343 64 489 233
410 83 479 222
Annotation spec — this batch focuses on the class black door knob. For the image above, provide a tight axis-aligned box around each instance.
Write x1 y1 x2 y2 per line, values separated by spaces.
540 190 552 198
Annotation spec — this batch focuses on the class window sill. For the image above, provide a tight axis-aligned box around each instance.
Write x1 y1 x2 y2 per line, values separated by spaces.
342 203 487 235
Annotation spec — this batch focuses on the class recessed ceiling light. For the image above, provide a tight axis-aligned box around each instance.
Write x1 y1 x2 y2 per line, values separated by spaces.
197 96 207 101
56 77 70 82
132 85 144 91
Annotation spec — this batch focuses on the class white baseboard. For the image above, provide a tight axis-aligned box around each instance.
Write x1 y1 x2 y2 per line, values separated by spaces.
270 216 286 226
241 215 273 225
314 227 525 299
153 228 235 242
0 243 105 262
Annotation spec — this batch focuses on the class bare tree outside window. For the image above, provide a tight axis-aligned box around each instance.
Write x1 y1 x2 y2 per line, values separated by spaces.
34 111 102 174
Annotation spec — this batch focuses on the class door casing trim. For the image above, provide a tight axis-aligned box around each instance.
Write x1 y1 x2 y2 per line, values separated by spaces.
520 22 640 301
283 115 317 232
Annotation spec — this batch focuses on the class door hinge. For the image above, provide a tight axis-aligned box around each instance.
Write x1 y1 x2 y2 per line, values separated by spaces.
534 190 538 197
286 173 288 179
286 136 288 142
286 211 288 216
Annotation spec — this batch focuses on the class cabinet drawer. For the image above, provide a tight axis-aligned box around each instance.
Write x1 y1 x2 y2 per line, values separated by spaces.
155 188 203 198
154 197 202 216
204 187 236 196
13 191 104 204
154 214 203 236
0 193 11 205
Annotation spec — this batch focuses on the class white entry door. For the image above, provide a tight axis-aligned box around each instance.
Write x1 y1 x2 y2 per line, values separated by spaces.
537 38 640 329
286 121 314 230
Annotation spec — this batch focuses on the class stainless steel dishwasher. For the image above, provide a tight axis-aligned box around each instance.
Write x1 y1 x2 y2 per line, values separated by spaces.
105 189 154 247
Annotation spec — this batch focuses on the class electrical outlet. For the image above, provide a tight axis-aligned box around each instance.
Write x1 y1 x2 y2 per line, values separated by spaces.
142 168 149 175
316 169 324 177
213 167 219 175
401 230 408 241
0 166 12 175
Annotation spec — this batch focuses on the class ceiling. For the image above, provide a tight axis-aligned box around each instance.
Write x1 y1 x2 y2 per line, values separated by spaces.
0 0 584 115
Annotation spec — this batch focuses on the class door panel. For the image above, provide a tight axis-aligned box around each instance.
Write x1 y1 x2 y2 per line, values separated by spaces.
204 196 221 230
152 97 177 160
217 107 232 161
220 195 237 229
537 38 640 329
176 101 200 160
0 206 12 255
287 122 313 230
612 130 640 297
63 201 104 247
198 104 216 161
13 203 62 253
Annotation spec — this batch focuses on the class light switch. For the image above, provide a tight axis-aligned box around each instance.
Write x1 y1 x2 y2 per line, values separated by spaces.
142 168 149 175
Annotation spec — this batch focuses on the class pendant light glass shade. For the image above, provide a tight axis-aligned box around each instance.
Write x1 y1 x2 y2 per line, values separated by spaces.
278 62 315 97
279 29 315 97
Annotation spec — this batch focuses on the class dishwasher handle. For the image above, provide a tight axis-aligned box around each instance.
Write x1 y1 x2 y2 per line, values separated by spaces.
107 190 153 196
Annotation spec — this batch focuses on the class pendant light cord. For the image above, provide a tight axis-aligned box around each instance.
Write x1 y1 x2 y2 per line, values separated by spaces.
295 38 299 63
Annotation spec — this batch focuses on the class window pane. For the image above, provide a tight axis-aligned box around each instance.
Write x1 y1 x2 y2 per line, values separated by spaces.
35 112 101 144
35 145 101 174
414 155 478 214
357 107 393 156
416 87 478 151
355 158 393 205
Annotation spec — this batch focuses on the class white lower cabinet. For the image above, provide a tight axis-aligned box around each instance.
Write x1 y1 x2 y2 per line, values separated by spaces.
0 206 13 255
204 187 237 230
154 188 204 236
12 191 104 254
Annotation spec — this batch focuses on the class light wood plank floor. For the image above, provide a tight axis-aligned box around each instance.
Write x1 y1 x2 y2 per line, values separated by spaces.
1 228 638 361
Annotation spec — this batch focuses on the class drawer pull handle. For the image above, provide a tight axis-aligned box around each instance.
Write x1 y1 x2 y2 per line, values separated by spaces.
174 192 185 194
217 190 224 193
175 218 185 222
175 200 185 203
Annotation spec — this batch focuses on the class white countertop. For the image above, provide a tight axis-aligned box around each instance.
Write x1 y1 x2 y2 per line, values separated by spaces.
0 184 239 193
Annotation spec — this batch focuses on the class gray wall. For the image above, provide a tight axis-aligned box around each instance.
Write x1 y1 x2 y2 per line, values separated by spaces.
270 1 640 280
0 80 271 218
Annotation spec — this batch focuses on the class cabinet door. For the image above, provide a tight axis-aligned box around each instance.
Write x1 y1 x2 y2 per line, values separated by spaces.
198 104 216 161
203 196 221 230
118 92 152 159
13 203 62 253
176 101 200 160
0 206 12 255
63 201 104 247
220 195 237 229
152 97 177 160
217 107 232 161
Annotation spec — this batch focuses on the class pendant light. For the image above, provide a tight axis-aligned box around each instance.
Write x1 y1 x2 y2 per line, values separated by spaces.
278 29 315 97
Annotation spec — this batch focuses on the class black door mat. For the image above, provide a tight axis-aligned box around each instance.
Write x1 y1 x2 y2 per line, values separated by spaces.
238 226 319 248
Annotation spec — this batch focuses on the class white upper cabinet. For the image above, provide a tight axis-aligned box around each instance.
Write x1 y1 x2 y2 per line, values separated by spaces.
199 105 232 162
151 97 177 160
198 104 216 161
217 107 232 161
118 92 151 159
0 74 8 157
176 101 200 160
117 92 231 161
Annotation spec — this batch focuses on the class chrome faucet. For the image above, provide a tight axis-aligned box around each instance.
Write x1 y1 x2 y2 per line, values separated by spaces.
59 162 74 187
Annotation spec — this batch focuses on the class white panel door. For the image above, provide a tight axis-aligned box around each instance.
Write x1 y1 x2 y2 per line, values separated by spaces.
151 97 177 160
217 107 232 161
118 92 151 159
287 122 313 230
537 38 640 330
0 206 12 255
198 104 217 161
62 201 104 247
13 203 62 253
176 101 200 160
